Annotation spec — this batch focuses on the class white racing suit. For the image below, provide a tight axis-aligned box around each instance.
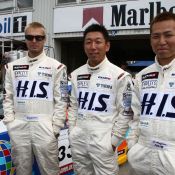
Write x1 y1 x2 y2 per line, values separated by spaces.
3 51 68 175
68 57 133 175
127 57 175 175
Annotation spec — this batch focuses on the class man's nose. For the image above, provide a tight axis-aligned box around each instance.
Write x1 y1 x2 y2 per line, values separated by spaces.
159 35 166 44
91 42 96 48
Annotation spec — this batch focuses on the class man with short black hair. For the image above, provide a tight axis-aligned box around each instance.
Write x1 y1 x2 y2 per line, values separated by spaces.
128 12 175 175
68 24 133 175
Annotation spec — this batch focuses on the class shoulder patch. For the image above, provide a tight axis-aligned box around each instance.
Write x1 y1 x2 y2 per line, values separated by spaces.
57 64 63 70
118 72 125 80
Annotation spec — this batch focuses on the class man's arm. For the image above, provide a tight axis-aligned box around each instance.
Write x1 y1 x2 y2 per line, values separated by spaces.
127 76 140 149
3 64 15 124
111 73 134 147
52 65 68 136
67 74 78 132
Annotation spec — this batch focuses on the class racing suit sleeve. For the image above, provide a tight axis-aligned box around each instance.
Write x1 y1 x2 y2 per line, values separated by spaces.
127 75 140 149
67 75 78 132
52 65 68 136
111 73 134 147
3 64 15 125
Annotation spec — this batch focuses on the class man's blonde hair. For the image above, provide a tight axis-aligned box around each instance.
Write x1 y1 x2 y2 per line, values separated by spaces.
24 22 46 36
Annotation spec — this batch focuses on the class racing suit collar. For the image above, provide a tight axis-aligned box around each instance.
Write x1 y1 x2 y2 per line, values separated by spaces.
87 57 108 73
155 56 175 71
27 51 46 64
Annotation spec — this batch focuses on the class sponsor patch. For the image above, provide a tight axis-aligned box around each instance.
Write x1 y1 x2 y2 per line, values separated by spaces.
60 81 67 92
171 73 175 77
123 82 132 115
60 80 68 102
123 92 132 110
13 65 29 70
77 113 84 119
167 81 175 89
78 89 114 115
141 91 175 120
25 115 39 121
61 92 68 102
140 120 149 128
77 80 89 88
38 72 52 78
15 71 28 77
98 76 111 80
152 140 167 150
62 69 67 80
142 80 158 89
14 79 53 100
77 74 91 80
38 66 51 69
96 83 112 89
142 72 159 81
126 82 132 91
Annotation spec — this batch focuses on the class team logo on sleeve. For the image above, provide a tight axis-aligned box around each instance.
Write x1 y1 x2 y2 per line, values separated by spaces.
123 82 132 116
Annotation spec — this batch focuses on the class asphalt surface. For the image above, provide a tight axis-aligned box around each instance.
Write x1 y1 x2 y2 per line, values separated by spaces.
119 161 131 175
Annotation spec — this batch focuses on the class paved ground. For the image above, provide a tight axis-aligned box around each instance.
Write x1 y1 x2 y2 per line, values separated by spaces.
119 161 130 175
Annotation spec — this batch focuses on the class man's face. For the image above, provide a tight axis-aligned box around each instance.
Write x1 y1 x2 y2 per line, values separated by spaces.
25 27 46 58
151 19 175 65
84 31 110 67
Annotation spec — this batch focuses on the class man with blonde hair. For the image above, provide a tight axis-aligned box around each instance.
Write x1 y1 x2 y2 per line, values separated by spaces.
3 22 68 175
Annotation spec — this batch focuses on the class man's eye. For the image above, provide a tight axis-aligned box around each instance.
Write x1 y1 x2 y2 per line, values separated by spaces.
151 35 159 39
165 34 173 38
96 41 102 44
85 41 91 44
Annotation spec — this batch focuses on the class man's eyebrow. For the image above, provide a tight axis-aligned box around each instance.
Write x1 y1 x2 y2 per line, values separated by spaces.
152 30 174 35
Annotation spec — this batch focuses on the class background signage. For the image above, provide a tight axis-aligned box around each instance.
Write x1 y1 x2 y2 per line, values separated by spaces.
54 0 175 33
0 12 32 36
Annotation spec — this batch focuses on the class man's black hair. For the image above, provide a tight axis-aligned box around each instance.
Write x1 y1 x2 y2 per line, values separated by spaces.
150 12 175 33
83 24 109 42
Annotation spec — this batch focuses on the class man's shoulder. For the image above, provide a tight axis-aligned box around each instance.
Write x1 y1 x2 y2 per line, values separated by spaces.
46 57 66 68
46 56 59 63
71 64 87 74
7 56 27 66
107 61 130 78
108 62 123 71
137 63 157 76
135 63 157 81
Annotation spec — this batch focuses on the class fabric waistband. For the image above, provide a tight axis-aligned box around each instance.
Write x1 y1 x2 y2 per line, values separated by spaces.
76 119 113 129
138 137 175 151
